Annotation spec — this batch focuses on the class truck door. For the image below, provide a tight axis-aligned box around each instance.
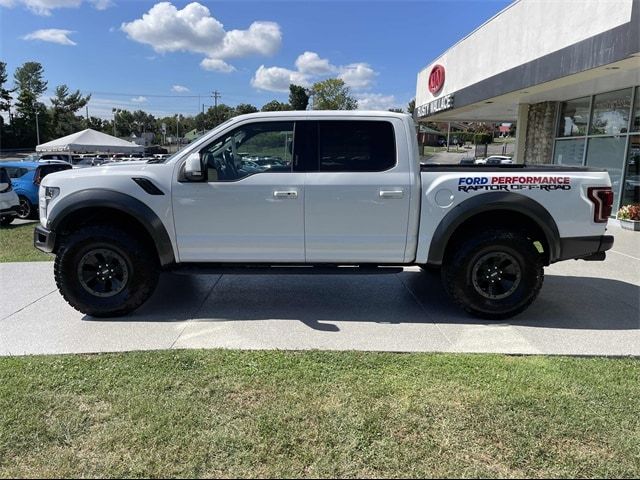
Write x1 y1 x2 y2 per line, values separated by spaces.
172 121 305 262
300 119 412 263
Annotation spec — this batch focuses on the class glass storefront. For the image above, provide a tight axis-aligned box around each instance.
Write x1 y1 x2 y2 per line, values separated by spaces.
553 86 640 214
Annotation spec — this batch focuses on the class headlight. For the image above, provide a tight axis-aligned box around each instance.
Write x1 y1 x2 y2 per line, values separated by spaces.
39 186 60 225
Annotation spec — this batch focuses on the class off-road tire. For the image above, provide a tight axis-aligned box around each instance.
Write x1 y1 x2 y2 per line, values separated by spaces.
54 225 159 317
441 229 544 319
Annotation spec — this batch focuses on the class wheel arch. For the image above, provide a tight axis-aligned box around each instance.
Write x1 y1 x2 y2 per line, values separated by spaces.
48 189 175 267
427 192 560 266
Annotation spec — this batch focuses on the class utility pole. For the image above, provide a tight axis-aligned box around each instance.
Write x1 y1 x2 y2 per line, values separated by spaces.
85 105 89 128
212 90 221 125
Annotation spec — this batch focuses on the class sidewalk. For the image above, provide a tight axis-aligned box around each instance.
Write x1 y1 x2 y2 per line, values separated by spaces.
1 224 638 357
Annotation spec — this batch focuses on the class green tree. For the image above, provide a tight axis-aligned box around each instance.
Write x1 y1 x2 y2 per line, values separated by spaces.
234 103 258 115
388 108 404 113
49 84 91 137
87 116 105 131
311 79 357 110
407 98 415 116
261 100 291 112
0 61 13 112
13 62 48 146
289 84 309 110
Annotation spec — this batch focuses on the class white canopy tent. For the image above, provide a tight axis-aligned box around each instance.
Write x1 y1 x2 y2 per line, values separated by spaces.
36 129 145 154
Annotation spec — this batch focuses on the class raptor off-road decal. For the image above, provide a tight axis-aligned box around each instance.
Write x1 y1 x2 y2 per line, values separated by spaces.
458 176 572 192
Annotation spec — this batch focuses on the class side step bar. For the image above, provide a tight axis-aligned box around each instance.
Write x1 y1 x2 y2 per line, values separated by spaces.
169 264 405 276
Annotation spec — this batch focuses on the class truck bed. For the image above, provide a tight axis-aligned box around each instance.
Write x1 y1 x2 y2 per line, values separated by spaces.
420 163 604 172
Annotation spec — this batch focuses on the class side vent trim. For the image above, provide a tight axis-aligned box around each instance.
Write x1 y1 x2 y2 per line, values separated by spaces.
132 177 164 195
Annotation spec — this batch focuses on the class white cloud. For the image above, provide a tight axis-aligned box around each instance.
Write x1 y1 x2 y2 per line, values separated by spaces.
200 58 236 73
1 0 112 15
171 85 190 93
355 93 398 111
22 28 77 46
251 65 308 92
295 51 335 75
252 51 378 92
90 0 112 10
338 63 377 90
121 2 281 73
131 96 147 103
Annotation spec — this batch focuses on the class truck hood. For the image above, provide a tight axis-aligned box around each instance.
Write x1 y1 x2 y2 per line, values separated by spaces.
41 161 165 187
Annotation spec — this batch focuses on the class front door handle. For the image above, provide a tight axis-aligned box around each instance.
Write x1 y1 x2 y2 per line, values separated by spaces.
379 189 404 199
273 190 298 199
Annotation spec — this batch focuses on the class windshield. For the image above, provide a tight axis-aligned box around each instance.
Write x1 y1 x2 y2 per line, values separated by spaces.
149 117 238 164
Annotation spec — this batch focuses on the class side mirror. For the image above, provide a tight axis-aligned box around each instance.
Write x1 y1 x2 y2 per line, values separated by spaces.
184 152 205 181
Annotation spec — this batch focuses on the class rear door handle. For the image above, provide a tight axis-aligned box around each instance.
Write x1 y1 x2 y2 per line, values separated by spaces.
379 189 404 199
273 190 298 199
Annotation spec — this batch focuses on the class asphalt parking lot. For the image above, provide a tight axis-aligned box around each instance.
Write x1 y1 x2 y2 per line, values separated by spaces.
0 223 638 357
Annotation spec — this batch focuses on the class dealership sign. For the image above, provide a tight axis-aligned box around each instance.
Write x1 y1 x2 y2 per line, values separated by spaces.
416 94 454 117
428 64 445 94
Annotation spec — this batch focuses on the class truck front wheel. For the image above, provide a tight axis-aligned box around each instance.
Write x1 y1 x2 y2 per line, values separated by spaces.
441 229 544 319
54 225 159 317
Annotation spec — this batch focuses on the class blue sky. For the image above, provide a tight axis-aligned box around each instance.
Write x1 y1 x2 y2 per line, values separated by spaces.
1 0 511 119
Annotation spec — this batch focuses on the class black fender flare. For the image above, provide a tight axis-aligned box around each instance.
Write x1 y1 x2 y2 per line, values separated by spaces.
427 192 560 265
47 189 175 267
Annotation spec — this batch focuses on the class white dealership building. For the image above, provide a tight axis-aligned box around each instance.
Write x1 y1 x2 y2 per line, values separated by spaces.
415 0 640 212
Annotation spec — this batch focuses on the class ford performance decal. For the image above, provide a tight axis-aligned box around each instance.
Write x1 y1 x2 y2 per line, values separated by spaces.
458 176 571 192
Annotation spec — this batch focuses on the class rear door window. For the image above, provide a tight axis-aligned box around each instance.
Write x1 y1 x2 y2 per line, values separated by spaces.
0 168 10 184
318 121 396 172
35 164 72 183
5 167 29 178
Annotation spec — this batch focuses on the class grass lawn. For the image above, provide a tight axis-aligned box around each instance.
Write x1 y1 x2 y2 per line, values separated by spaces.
0 350 638 478
0 222 52 263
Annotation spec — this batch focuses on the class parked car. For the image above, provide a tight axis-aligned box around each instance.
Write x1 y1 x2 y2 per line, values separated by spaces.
459 157 476 165
23 152 78 164
483 155 513 165
0 167 20 226
35 111 613 319
2 161 72 220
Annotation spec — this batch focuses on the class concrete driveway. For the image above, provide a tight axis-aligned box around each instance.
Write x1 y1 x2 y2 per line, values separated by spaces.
1 224 638 357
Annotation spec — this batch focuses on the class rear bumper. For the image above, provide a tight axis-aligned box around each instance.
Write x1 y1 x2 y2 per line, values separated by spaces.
558 235 614 261
0 205 18 218
34 224 55 253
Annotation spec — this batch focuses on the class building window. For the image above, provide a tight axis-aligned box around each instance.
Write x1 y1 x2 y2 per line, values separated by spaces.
557 96 590 137
632 86 640 132
553 86 638 216
621 134 640 208
589 88 632 135
553 138 585 165
585 137 627 205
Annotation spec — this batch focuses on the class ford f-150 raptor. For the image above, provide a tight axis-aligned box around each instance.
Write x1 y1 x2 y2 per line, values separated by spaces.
34 111 614 318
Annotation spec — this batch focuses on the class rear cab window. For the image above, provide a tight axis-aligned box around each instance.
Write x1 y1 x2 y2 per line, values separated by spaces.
293 120 397 173
318 121 396 172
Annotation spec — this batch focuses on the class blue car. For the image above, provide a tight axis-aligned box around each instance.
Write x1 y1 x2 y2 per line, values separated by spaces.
1 161 72 220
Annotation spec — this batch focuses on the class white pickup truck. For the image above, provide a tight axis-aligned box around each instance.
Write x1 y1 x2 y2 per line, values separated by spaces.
34 111 614 319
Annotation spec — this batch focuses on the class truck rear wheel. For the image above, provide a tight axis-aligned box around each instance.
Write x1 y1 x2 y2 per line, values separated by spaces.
441 229 544 319
55 225 159 317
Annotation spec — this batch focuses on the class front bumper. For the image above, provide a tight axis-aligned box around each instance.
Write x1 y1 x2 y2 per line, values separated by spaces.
558 235 614 261
34 224 56 253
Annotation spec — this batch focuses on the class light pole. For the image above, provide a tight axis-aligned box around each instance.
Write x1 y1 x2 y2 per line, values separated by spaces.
112 108 117 137
175 114 180 147
35 111 40 145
